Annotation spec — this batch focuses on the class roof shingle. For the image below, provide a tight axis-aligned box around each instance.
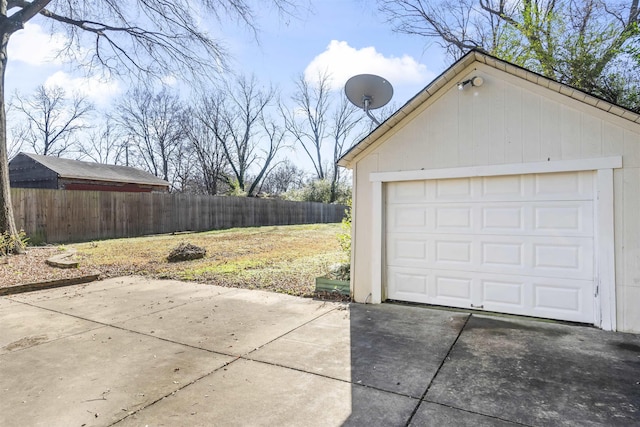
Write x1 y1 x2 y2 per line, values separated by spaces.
19 153 170 187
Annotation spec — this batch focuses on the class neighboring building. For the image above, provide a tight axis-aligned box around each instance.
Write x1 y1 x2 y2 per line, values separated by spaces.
9 152 170 192
339 49 640 333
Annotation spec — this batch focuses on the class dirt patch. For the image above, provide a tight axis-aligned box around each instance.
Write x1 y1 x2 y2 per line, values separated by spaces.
314 290 351 302
0 247 100 289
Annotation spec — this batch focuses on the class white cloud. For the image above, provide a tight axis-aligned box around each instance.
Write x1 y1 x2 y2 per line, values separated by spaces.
44 71 122 106
304 40 434 91
7 23 69 66
161 75 178 86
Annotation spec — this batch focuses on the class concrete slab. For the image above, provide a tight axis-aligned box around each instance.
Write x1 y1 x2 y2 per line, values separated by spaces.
114 288 340 356
253 303 468 399
249 306 352 381
0 326 233 427
4 277 640 426
410 402 520 426
426 314 640 426
0 301 101 354
14 277 235 324
348 303 468 398
117 359 418 427
341 385 419 427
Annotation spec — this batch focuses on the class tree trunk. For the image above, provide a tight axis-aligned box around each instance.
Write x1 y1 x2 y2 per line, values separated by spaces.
0 30 24 253
329 165 339 203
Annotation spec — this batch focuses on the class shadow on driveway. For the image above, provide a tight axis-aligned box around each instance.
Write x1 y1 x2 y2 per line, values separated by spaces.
0 277 639 426
344 303 640 426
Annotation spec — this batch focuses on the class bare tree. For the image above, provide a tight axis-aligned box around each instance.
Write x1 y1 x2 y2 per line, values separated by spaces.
283 72 331 181
259 158 306 195
115 88 186 185
0 0 297 253
284 71 361 202
7 128 24 159
169 142 200 193
377 0 640 110
11 85 93 157
253 116 287 195
328 96 361 202
203 75 283 196
78 118 127 165
6 100 25 159
186 106 229 195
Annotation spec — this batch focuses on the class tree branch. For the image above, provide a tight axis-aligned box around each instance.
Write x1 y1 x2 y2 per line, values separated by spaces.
4 0 52 34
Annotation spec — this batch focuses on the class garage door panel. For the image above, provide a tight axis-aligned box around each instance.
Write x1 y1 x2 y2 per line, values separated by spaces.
387 172 594 203
387 267 430 304
389 202 593 237
532 240 592 278
387 234 430 267
531 278 593 322
481 175 525 198
390 206 428 231
434 240 472 265
481 276 593 322
392 238 428 262
482 279 525 308
434 275 473 303
481 241 524 268
385 171 596 324
434 206 473 231
481 206 525 232
534 171 593 199
388 265 594 323
535 285 580 311
435 178 472 200
533 202 593 234
479 235 593 279
387 180 428 203
388 267 476 309
388 233 593 280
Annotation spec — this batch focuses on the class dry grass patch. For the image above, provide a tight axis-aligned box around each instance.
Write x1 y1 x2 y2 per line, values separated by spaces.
73 224 347 297
0 247 98 288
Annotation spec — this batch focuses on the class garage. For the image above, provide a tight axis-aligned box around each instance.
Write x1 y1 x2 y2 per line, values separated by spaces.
338 50 640 332
385 172 595 323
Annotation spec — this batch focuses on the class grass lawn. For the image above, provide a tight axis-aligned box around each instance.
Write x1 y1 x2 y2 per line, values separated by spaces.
72 223 348 297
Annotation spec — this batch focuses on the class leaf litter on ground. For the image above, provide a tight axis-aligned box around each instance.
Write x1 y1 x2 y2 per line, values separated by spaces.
72 224 349 299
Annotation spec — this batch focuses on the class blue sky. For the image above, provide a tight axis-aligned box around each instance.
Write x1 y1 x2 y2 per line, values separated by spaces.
6 1 448 109
5 1 451 170
225 0 447 105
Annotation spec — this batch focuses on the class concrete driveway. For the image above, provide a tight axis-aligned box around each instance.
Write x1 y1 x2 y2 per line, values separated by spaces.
1 276 639 426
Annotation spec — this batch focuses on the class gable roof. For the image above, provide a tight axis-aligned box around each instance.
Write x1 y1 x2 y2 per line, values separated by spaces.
338 49 640 168
15 152 170 187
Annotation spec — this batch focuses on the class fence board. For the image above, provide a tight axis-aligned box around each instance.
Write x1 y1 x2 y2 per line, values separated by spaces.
10 188 347 244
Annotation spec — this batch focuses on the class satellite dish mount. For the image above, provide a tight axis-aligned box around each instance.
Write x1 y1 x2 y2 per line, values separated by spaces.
345 74 393 126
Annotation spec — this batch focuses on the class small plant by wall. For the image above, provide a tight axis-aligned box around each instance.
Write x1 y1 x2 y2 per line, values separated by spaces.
0 229 29 257
337 199 351 261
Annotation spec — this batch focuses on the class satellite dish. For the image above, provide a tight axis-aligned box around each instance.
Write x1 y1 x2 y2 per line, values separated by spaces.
345 74 393 126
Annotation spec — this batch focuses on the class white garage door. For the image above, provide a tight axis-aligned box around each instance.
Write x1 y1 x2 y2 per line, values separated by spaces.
386 171 595 323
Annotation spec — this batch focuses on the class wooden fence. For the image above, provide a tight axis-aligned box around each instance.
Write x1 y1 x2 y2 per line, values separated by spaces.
11 188 348 244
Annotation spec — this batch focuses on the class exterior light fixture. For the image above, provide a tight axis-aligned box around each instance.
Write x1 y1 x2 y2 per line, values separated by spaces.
457 76 484 90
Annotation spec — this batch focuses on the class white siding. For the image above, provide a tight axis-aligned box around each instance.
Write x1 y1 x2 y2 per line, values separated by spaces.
350 62 640 332
353 153 378 303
